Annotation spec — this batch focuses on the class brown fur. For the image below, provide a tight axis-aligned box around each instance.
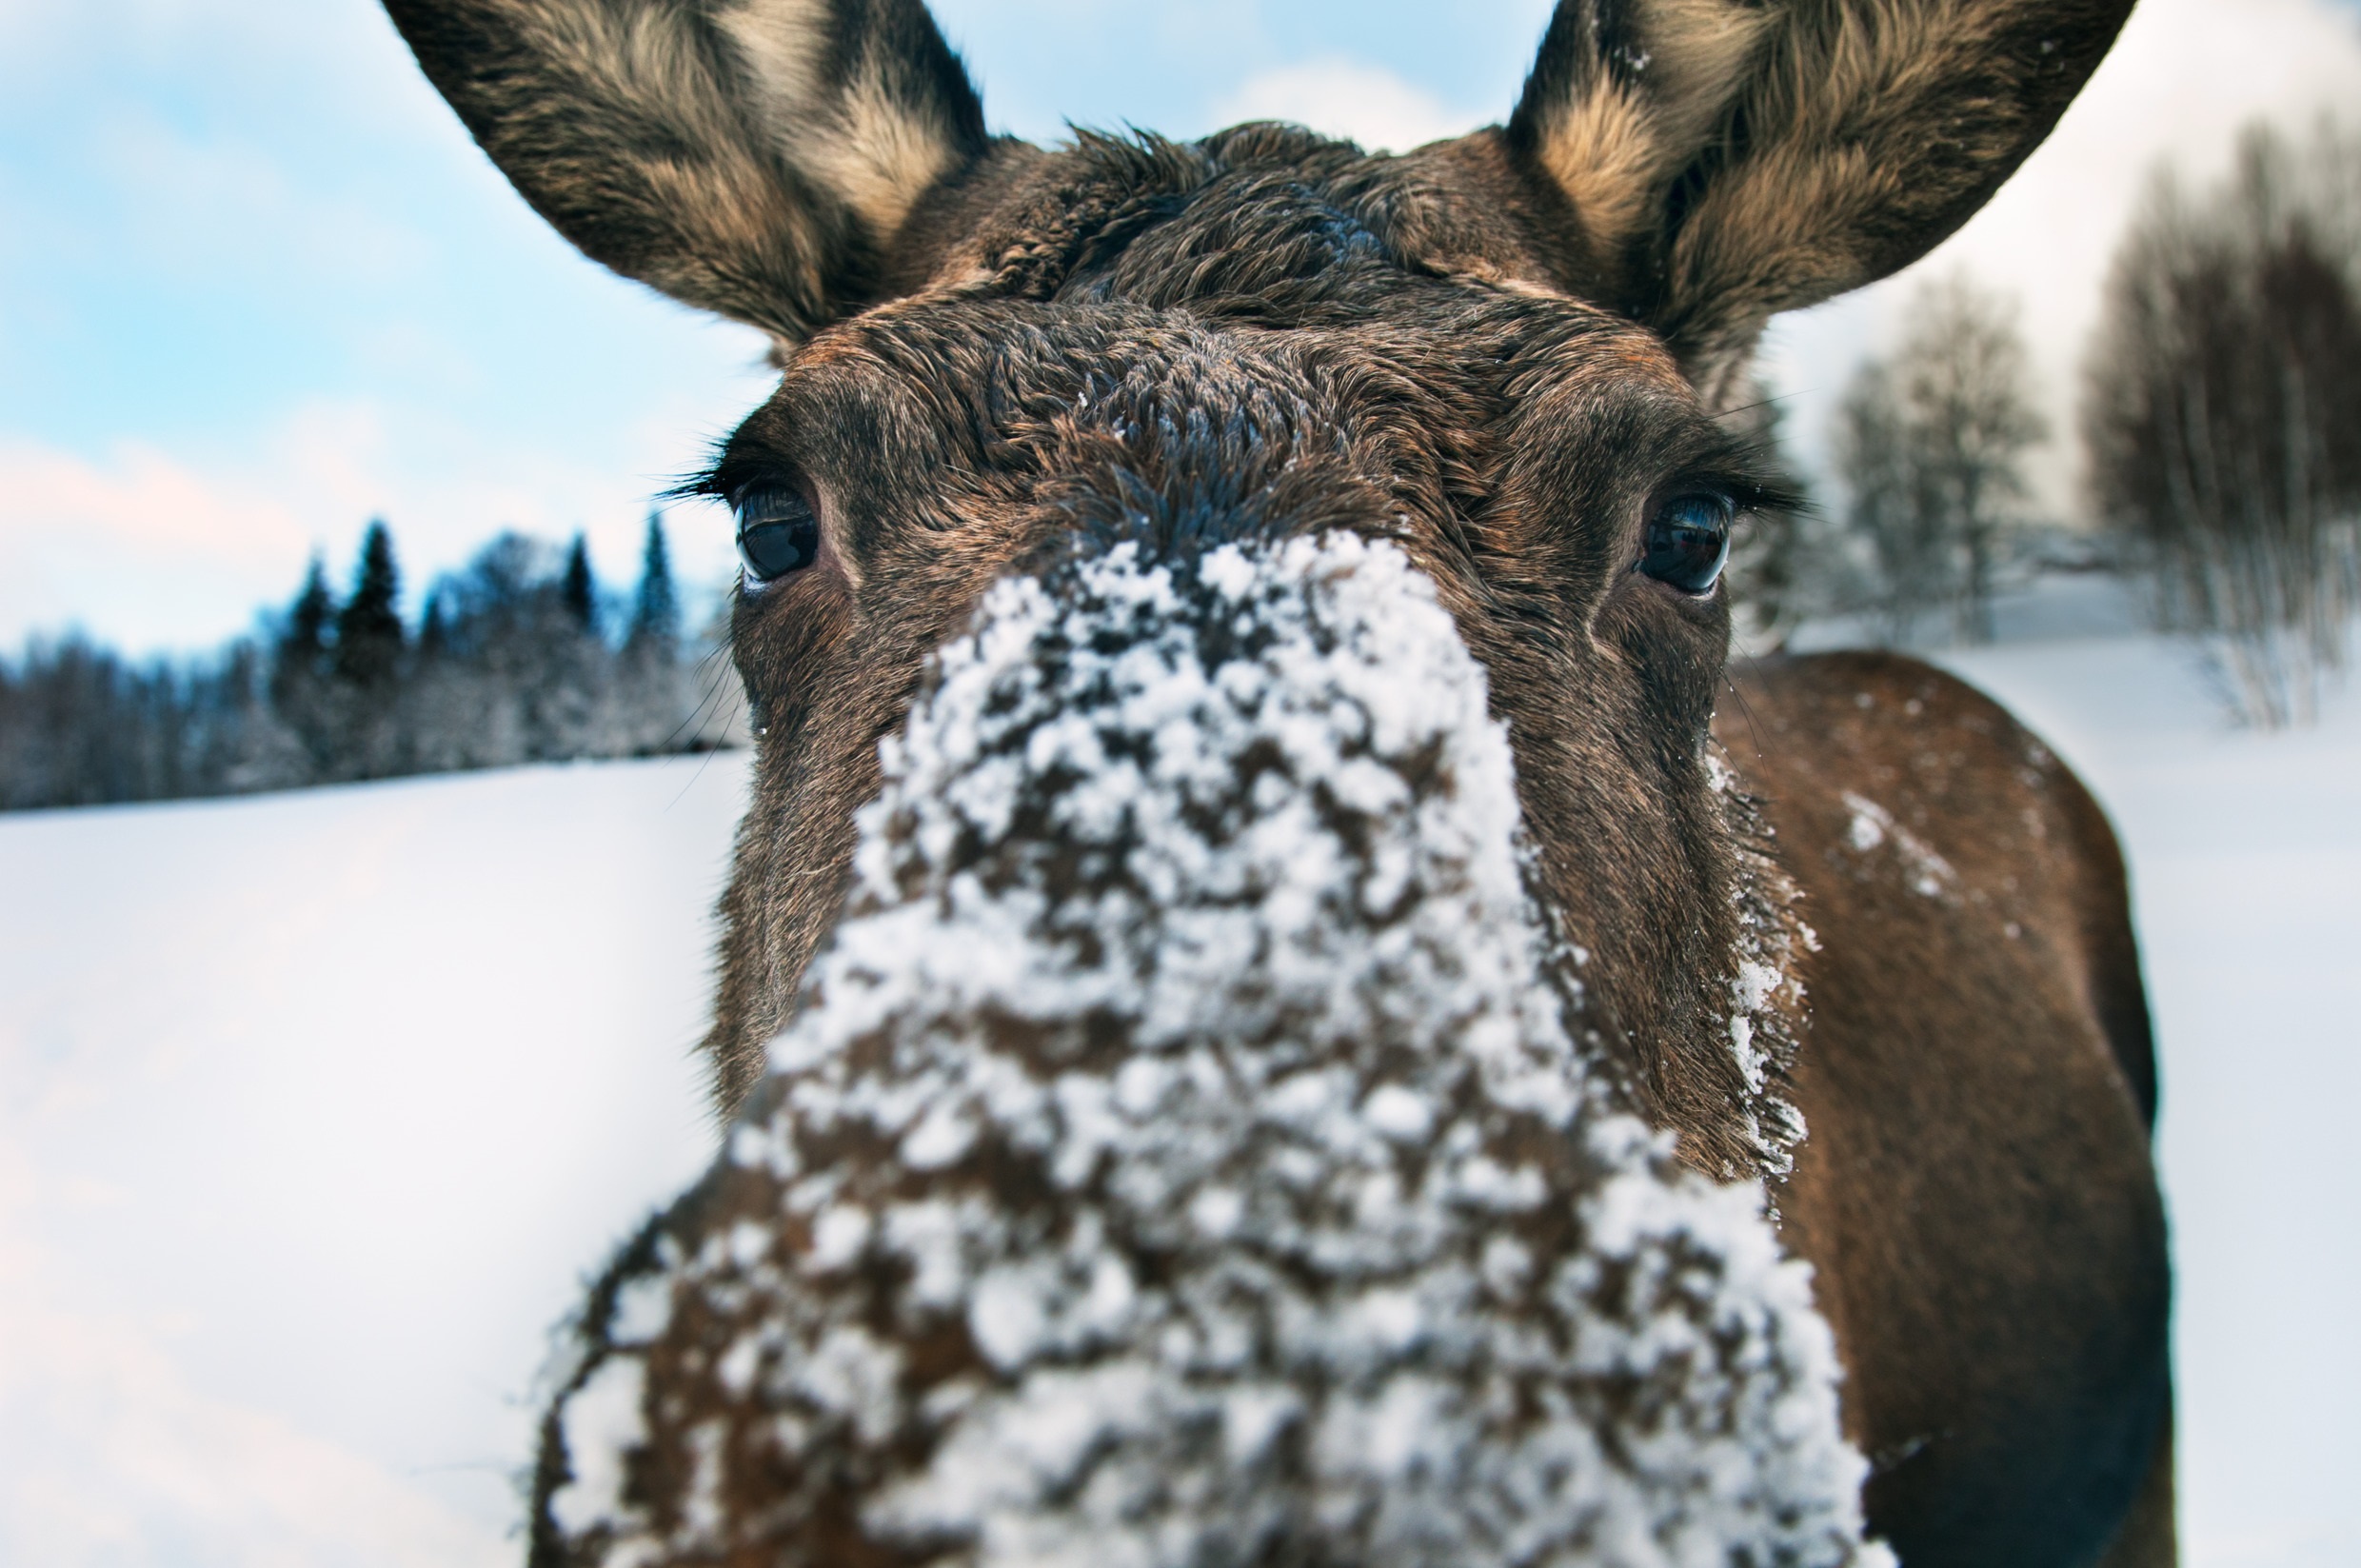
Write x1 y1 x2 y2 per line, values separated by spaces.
701 144 1809 1177
380 2 2165 1560
1507 0 2133 400
382 0 991 343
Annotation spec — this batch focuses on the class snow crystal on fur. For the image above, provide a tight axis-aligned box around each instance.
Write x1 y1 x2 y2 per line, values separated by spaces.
536 534 1884 1568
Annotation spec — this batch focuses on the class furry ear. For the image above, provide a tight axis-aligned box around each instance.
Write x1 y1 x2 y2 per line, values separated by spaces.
1506 0 2133 391
384 0 991 343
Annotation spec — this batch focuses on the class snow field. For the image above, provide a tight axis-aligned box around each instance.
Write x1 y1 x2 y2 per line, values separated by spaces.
0 756 748 1566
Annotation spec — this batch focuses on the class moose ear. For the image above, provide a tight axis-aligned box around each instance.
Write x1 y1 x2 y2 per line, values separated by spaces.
1505 0 2133 387
384 0 991 344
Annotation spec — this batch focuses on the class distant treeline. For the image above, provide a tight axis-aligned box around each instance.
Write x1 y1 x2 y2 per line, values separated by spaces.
0 515 744 812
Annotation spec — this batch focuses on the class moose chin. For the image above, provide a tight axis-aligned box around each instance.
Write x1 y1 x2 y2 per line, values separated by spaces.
382 2 2171 1564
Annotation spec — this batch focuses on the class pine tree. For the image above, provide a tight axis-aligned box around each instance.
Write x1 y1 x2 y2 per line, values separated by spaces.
265 555 337 779
562 533 598 631
322 520 409 778
334 520 406 690
277 558 332 668
271 557 333 705
619 511 691 754
4 518 746 812
628 511 682 649
418 592 450 659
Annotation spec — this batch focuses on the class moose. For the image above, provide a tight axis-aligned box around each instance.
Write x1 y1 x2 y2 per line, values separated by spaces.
383 1 2169 1563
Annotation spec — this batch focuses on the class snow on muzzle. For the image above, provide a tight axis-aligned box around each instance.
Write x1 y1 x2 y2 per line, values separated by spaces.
531 534 1890 1568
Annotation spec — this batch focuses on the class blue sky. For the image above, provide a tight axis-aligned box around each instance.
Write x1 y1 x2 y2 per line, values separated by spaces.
3 0 2356 653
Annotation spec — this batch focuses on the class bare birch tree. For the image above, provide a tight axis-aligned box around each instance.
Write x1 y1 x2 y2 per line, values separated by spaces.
1834 274 2049 646
2083 120 2361 726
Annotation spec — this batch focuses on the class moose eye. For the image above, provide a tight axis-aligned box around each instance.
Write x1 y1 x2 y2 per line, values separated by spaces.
736 491 821 586
1638 495 1734 595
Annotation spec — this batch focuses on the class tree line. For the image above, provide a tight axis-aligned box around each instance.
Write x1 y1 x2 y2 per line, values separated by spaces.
1735 117 2361 727
0 515 744 811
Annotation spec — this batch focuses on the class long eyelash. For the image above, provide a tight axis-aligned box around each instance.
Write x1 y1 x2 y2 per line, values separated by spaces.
1668 466 1800 521
670 439 742 506
666 471 726 505
1673 417 1802 516
1722 474 1806 517
686 447 807 514
676 414 814 509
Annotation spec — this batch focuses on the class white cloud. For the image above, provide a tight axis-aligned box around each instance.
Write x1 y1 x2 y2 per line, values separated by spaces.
0 387 756 655
0 436 317 652
1761 0 2361 518
1212 58 1481 153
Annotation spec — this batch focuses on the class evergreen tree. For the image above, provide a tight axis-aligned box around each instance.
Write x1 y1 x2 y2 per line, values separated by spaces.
268 555 338 774
618 510 694 754
273 556 334 696
418 591 450 659
334 520 406 690
562 533 598 631
530 533 605 760
628 511 682 650
5 519 743 814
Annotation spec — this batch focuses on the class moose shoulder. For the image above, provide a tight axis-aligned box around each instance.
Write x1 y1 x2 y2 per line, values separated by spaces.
381 1 2169 1563
1722 652 2171 1565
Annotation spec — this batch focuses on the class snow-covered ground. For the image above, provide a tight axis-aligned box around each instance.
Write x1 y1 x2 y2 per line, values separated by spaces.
0 756 748 1566
0 630 2353 1566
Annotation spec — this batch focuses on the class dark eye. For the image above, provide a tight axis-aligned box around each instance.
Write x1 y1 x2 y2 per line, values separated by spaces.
736 491 821 586
1639 494 1733 595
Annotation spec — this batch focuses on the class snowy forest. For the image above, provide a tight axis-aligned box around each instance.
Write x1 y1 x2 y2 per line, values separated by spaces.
0 513 744 811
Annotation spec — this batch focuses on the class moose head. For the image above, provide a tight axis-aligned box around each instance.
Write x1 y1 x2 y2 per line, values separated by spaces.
390 0 2125 1162
383 3 2150 1564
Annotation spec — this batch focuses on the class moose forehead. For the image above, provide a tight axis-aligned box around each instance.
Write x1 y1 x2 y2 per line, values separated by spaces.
711 130 1752 542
